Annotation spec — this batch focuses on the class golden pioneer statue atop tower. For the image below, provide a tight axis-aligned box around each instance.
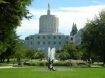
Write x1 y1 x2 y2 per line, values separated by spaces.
48 3 50 10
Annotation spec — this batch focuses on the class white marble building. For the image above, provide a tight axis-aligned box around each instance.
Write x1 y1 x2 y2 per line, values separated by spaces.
39 4 59 33
74 28 85 45
74 29 82 45
25 4 73 53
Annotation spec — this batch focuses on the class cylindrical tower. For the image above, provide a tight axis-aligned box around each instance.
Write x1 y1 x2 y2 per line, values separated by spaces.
39 3 59 33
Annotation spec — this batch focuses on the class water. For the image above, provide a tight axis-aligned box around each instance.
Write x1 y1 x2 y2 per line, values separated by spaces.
47 47 55 61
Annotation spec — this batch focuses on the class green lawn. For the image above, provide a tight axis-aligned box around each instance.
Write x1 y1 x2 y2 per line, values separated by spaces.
0 66 105 78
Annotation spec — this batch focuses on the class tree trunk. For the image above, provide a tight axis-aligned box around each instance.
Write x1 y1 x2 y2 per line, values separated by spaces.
0 58 2 63
17 57 20 62
2 58 5 63
0 56 5 63
7 58 10 63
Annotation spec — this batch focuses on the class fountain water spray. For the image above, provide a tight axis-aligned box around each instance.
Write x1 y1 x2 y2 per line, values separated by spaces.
47 47 56 71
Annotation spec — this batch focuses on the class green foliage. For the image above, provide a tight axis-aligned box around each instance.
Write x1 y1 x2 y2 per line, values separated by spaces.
37 51 46 60
25 48 37 59
0 0 32 26
0 41 7 54
25 49 46 60
81 9 105 63
0 30 21 62
63 44 77 59
28 61 75 66
0 30 16 55
14 41 26 62
0 0 33 55
73 51 83 59
53 61 75 66
56 44 83 60
29 61 46 66
74 60 88 66
74 45 83 59
56 50 70 60
25 37 29 40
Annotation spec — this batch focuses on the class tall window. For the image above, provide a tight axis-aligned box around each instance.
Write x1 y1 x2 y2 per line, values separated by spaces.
59 41 61 45
43 36 45 39
48 36 50 39
38 42 40 45
38 36 40 39
31 37 33 39
54 42 56 44
43 41 45 45
54 36 56 39
59 36 61 39
71 37 73 40
31 42 32 45
66 36 68 39
48 41 50 44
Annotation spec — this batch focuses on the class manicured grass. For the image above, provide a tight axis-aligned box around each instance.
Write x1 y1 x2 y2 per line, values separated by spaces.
0 66 105 78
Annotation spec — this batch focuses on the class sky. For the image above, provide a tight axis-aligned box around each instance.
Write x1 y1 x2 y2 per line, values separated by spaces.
16 0 105 39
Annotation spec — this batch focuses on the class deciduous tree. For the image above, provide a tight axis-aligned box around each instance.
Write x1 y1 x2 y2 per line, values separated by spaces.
0 0 33 54
81 9 105 65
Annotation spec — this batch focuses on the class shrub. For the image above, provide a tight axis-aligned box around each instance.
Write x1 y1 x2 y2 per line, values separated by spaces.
29 61 46 66
53 61 64 66
38 62 46 66
53 61 75 66
26 60 87 67
64 61 75 66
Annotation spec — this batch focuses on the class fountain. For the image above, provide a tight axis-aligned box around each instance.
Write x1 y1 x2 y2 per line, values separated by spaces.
47 47 56 71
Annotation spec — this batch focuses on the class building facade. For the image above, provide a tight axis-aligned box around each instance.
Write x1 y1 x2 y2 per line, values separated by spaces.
25 4 72 53
74 29 82 45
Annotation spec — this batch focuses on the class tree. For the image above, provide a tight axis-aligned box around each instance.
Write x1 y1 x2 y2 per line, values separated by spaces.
74 45 83 59
0 30 18 62
62 44 78 59
14 40 26 62
56 49 70 60
70 23 78 36
37 51 46 60
25 48 37 60
0 0 33 54
81 9 105 65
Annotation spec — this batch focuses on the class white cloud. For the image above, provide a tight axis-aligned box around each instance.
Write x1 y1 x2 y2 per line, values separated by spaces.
16 5 105 39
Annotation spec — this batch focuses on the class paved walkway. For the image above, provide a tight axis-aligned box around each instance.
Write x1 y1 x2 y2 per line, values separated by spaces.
91 65 103 68
0 66 14 68
0 65 25 68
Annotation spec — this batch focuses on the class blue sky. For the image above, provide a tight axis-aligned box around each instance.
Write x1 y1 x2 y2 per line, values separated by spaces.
30 0 105 8
16 0 105 39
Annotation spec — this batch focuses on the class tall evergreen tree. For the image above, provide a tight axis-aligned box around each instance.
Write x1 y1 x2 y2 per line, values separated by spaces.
70 23 78 36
